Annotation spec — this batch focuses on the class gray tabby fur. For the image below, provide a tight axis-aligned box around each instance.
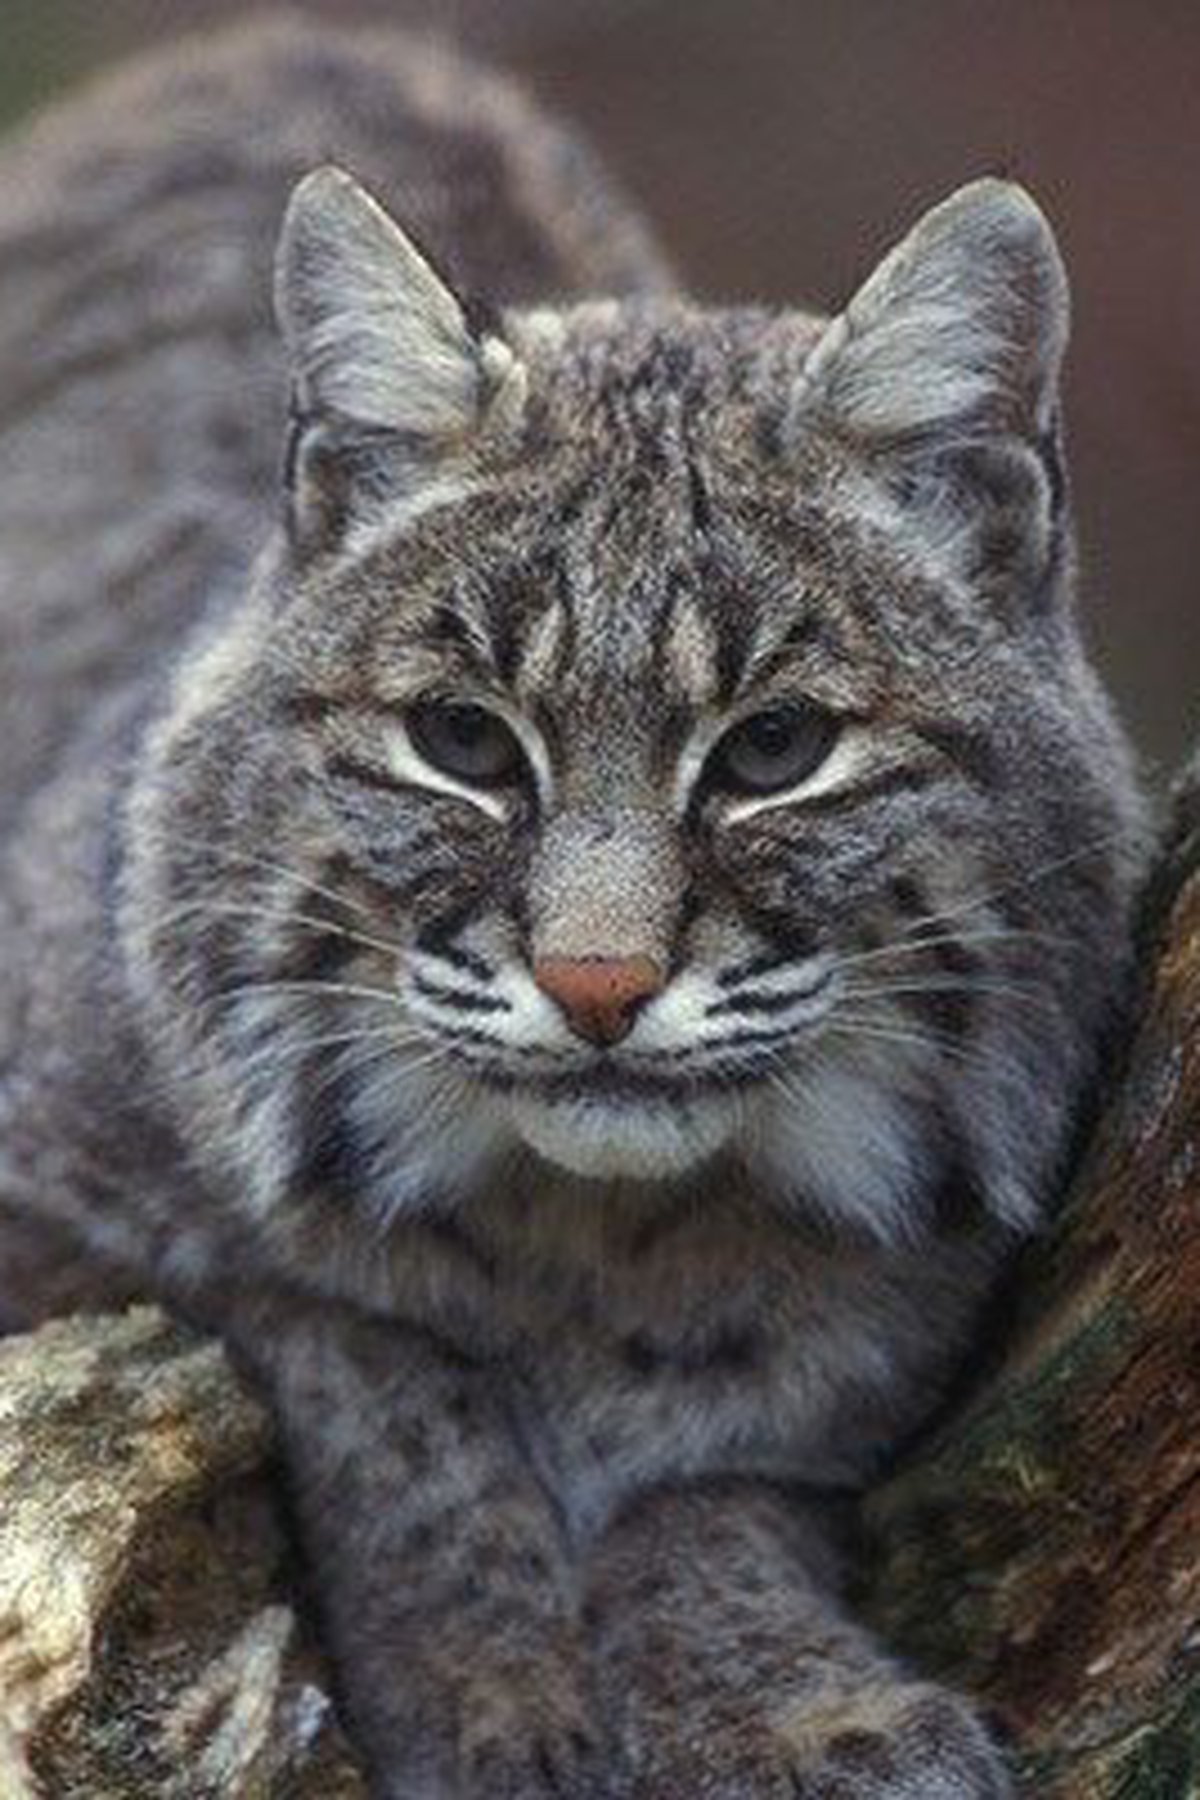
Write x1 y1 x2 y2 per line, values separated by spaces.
0 16 1148 1798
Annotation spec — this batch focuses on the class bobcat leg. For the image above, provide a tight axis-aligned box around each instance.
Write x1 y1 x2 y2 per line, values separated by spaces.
585 1479 1008 1799
225 1295 607 1800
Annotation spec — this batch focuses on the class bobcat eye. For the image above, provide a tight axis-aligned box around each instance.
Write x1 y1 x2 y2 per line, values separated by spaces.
706 703 838 797
407 701 524 788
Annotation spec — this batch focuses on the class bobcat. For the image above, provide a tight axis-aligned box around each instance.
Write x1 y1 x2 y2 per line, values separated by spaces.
0 16 1147 1797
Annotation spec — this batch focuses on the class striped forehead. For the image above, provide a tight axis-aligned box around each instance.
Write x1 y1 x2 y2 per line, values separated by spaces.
417 491 855 718
405 479 710 704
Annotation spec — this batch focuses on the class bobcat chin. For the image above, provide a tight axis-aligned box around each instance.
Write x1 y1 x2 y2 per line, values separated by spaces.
0 16 1147 1797
506 1089 740 1181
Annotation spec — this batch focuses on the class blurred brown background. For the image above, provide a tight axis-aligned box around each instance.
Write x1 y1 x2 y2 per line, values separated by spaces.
3 1 1197 771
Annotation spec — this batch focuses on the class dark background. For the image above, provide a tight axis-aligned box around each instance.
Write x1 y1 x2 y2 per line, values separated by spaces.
4 1 1197 772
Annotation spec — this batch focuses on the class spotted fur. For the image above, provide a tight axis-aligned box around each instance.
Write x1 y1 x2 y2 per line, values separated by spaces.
0 17 1148 1799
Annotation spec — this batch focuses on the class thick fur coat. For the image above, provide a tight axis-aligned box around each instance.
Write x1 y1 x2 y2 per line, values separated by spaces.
0 19 1147 1797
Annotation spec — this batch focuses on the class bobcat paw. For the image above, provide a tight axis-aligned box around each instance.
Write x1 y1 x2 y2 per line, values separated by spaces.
619 1680 1008 1800
456 1670 609 1798
461 1723 608 1798
775 1681 1010 1799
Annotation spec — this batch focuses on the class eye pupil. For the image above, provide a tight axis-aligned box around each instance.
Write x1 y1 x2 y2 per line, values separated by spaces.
408 701 523 787
446 707 486 745
745 715 793 757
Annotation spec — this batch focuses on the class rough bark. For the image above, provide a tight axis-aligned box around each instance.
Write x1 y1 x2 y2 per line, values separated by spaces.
865 753 1200 1796
0 1306 364 1798
0 763 1196 1796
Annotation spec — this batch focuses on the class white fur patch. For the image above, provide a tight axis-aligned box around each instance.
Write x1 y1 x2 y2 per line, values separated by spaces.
745 1043 939 1244
506 1090 740 1181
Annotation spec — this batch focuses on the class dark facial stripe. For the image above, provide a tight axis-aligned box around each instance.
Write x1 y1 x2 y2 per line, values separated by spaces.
290 1058 371 1206
195 863 360 1007
685 450 713 539
413 926 496 982
412 975 509 1016
695 547 760 704
722 905 823 971
282 689 342 726
897 924 983 1043
717 949 796 988
734 608 847 696
702 1025 793 1051
427 599 486 662
646 563 699 680
930 1151 988 1235
282 688 410 728
428 1021 510 1054
895 983 976 1044
912 718 1000 789
889 873 932 923
325 753 409 794
419 1214 499 1283
705 979 828 1018
475 566 538 687
266 909 361 987
621 1325 763 1380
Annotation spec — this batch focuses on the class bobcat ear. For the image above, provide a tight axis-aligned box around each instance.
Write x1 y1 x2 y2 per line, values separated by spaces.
793 179 1071 601
274 166 522 545
797 178 1068 446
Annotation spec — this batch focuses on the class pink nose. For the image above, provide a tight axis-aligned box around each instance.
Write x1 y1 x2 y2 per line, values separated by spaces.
533 955 666 1047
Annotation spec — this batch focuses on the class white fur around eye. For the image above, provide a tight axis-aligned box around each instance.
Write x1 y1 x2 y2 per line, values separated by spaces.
383 723 509 820
382 708 553 819
505 710 554 800
674 715 728 815
724 726 869 822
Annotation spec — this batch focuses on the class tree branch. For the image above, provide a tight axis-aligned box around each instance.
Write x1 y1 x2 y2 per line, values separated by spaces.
866 752 1200 1795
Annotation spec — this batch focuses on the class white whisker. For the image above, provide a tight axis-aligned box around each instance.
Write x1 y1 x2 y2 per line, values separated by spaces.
168 831 380 925
204 977 409 1015
831 924 1068 979
156 896 405 965
891 828 1129 936
843 975 1057 1012
230 1025 430 1079
821 1012 986 1068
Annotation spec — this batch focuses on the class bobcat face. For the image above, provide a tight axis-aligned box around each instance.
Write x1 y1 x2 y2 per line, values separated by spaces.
315 454 853 1185
125 172 1141 1238
274 421 986 1198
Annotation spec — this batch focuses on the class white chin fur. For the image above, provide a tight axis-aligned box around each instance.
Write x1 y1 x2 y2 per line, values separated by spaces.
506 1093 738 1181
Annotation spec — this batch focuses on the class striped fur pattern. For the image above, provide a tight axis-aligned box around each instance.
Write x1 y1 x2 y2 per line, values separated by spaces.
0 19 1148 1799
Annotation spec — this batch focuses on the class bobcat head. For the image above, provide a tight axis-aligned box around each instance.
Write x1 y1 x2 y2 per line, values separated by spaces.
122 169 1143 1242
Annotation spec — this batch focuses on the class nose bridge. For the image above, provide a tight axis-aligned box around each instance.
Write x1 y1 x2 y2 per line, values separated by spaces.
529 808 684 968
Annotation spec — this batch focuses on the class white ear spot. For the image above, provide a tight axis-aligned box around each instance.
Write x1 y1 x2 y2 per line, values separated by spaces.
796 178 1069 446
275 165 523 441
